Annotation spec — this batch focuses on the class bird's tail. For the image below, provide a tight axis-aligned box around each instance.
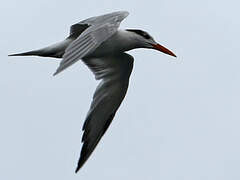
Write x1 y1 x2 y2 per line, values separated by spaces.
8 50 49 57
8 39 72 58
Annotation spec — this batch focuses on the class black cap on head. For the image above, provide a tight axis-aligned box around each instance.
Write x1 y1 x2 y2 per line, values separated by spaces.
126 29 152 39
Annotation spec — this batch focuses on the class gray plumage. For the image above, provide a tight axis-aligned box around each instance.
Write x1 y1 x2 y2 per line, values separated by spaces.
9 11 176 173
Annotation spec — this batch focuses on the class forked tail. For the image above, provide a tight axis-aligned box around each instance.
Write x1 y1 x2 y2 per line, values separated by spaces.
8 50 48 57
8 39 72 58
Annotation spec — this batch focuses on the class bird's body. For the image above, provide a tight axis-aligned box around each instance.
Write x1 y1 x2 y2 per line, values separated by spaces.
9 11 176 172
88 30 137 57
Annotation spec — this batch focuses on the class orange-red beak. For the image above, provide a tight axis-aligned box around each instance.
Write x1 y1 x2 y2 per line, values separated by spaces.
151 43 176 57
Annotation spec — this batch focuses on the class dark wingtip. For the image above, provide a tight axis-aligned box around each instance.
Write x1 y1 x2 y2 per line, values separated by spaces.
53 71 58 76
75 152 91 173
75 157 85 173
75 166 80 173
75 161 84 173
53 67 63 76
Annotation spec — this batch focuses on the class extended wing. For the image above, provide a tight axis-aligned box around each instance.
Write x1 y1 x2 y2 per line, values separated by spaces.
69 11 129 38
75 53 134 172
53 11 129 75
74 11 129 26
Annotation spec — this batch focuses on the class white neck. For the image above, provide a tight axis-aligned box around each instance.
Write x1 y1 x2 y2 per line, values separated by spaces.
108 29 144 51
92 29 147 57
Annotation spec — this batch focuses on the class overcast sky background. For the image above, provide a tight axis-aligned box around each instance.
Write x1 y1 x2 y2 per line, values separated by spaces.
1 0 240 179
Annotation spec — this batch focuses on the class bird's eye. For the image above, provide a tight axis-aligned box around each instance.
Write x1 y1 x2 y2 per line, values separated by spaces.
143 33 151 39
139 31 151 39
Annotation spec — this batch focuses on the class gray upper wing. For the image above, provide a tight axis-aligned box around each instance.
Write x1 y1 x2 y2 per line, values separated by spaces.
68 11 129 38
53 11 129 75
75 53 134 172
74 11 129 26
69 11 129 38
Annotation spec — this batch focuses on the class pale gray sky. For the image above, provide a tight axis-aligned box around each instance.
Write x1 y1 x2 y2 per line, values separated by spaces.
1 0 240 179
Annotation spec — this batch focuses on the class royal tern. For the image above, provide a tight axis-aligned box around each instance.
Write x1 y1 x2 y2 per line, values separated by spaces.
9 11 176 172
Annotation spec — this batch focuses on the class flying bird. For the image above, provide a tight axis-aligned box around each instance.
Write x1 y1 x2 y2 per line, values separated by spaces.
9 11 176 173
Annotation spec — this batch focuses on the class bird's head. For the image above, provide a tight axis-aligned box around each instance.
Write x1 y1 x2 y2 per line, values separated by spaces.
126 29 176 57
